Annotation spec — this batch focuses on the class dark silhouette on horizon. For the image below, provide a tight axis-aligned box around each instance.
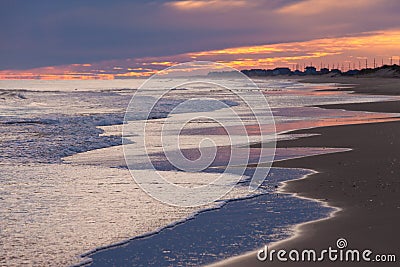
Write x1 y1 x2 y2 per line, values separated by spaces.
208 64 400 78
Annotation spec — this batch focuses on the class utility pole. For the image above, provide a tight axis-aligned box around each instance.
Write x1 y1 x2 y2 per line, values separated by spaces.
374 58 376 68
366 59 368 69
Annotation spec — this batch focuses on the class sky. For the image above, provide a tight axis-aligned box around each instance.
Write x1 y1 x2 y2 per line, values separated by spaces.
1 0 400 79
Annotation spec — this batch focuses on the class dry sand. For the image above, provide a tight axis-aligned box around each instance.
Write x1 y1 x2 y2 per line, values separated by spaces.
302 76 400 95
208 77 400 266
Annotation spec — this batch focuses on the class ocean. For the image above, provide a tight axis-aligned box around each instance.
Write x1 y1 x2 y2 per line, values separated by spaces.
0 78 398 266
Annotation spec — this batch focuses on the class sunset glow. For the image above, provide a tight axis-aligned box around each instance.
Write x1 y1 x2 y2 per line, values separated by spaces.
1 29 399 79
165 0 250 10
1 2 400 267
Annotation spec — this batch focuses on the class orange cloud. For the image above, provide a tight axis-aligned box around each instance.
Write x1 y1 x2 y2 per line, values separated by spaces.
165 0 250 11
185 29 400 69
278 0 386 15
1 29 399 79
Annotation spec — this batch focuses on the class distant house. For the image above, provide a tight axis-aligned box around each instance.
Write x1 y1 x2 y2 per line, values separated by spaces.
208 71 238 77
304 66 317 75
272 67 291 75
344 69 360 76
241 69 267 76
319 68 330 75
293 70 304 76
330 69 342 75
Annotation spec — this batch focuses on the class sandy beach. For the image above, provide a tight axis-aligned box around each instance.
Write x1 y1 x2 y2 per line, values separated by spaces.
303 76 400 95
208 77 400 266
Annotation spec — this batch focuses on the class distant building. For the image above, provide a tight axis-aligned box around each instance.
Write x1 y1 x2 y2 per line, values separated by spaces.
344 69 360 76
319 68 330 75
304 66 317 75
293 70 304 76
241 69 268 76
330 69 342 75
272 67 291 75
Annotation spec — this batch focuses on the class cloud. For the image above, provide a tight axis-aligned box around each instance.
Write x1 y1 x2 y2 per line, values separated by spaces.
2 29 399 79
165 0 302 11
0 0 399 70
277 0 382 15
165 0 250 10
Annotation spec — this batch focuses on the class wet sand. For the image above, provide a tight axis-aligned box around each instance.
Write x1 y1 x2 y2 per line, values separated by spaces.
302 76 400 95
208 78 400 266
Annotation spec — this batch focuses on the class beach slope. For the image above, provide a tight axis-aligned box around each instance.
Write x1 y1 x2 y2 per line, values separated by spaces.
208 80 400 266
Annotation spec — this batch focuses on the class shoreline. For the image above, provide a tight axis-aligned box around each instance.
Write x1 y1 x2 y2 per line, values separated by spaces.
79 77 400 266
53 77 400 266
300 76 400 96
81 167 333 267
208 78 400 266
